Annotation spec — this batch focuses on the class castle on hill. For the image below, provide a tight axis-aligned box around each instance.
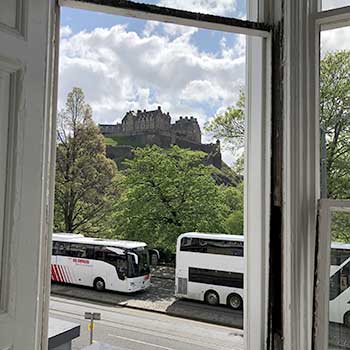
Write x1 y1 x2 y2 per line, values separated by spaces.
99 106 222 169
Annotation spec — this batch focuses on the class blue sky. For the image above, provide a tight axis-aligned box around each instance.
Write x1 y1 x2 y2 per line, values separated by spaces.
59 2 247 164
58 1 349 165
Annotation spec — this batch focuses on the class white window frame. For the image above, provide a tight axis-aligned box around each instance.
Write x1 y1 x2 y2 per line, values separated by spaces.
53 1 272 349
314 199 350 350
311 5 350 350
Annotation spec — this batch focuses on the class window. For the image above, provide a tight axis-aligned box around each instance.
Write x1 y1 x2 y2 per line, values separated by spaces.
330 249 350 266
68 243 86 257
180 237 244 256
329 259 350 300
322 0 350 10
105 251 128 279
55 241 71 256
54 1 271 350
125 0 246 18
189 267 244 288
313 5 350 350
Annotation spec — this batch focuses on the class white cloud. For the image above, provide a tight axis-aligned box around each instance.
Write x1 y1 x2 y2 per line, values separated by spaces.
321 27 350 56
60 25 72 39
59 23 245 164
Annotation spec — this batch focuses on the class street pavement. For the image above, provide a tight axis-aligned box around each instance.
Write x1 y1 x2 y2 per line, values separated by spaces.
329 322 350 349
51 273 243 329
50 296 244 350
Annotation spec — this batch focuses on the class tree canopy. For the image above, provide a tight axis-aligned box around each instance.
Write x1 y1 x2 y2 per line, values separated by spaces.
205 90 245 156
320 50 350 200
112 145 229 252
54 87 118 234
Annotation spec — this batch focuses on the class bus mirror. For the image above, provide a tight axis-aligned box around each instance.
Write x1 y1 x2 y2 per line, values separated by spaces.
128 252 139 265
107 247 125 255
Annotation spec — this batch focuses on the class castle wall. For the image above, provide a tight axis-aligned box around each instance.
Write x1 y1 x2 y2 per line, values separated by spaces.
99 107 222 169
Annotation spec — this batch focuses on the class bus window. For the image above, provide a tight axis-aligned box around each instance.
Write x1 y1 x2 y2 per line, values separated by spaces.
331 249 350 266
85 245 95 259
330 260 350 300
105 251 127 280
94 246 105 260
180 237 244 256
57 242 70 256
69 243 87 257
52 241 60 255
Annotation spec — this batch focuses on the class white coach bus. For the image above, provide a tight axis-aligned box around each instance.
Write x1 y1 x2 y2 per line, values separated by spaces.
175 232 244 309
51 233 151 293
330 242 350 326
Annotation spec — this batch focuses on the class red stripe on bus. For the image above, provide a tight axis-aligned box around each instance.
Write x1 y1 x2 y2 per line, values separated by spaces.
51 264 58 281
54 265 62 282
58 265 66 282
52 264 60 282
50 265 55 281
63 266 70 283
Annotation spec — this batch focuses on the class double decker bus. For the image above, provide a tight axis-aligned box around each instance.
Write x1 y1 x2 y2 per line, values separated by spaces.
175 232 244 309
51 233 151 293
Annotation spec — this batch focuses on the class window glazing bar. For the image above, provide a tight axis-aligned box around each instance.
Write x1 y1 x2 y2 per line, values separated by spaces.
314 5 350 30
59 0 271 37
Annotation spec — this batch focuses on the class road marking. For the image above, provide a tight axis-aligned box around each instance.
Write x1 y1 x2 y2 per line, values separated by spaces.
108 334 175 350
50 310 239 350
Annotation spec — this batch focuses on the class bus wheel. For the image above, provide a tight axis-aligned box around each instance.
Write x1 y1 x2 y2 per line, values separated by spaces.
205 290 219 306
344 312 350 327
94 278 105 292
227 293 242 310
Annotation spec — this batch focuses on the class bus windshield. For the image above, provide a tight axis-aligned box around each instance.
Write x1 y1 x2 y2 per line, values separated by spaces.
127 247 150 277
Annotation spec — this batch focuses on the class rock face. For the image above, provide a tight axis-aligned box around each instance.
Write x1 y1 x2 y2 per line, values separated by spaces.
99 106 222 169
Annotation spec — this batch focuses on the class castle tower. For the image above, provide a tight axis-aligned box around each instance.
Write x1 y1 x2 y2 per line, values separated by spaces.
171 116 201 144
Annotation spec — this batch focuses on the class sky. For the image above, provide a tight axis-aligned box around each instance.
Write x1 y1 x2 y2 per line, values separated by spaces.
58 0 350 165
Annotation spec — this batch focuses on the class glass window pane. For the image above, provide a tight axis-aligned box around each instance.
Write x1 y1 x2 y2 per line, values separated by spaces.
322 0 350 11
320 27 350 200
126 0 246 18
53 4 266 346
329 211 350 349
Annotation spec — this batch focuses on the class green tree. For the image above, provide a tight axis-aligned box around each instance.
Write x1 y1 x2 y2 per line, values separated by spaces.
113 145 228 252
320 50 350 200
205 92 245 233
204 90 245 155
54 87 118 234
222 183 244 235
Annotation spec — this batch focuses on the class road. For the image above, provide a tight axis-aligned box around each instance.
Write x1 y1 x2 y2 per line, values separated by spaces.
50 296 244 350
329 322 350 349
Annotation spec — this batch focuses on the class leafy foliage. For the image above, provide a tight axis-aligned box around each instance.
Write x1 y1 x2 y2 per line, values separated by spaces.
222 183 244 235
112 145 229 252
331 212 350 243
321 50 350 200
204 90 245 155
54 87 118 234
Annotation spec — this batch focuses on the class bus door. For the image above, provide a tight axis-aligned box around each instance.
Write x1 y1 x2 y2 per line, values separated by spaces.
106 248 128 281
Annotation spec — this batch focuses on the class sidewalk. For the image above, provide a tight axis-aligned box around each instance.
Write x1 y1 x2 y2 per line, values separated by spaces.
51 270 243 329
